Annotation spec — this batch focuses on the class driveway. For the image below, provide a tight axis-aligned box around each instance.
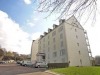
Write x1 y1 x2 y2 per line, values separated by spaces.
0 63 52 75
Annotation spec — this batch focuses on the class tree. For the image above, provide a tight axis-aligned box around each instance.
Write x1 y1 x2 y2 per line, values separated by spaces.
0 48 4 57
0 48 4 60
37 0 97 23
6 51 14 57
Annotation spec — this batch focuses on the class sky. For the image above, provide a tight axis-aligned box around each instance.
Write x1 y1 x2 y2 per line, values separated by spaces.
0 0 100 56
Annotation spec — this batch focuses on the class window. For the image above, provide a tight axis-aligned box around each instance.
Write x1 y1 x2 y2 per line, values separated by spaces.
54 60 56 63
76 35 78 39
40 41 41 44
48 41 50 45
53 52 57 57
77 43 79 46
43 44 45 48
43 38 45 42
48 54 50 59
60 49 65 56
61 41 63 47
48 47 50 52
78 51 81 54
58 26 63 32
54 45 56 50
48 35 50 39
52 31 56 36
60 33 63 39
80 59 82 65
39 46 41 50
75 29 77 32
53 38 55 43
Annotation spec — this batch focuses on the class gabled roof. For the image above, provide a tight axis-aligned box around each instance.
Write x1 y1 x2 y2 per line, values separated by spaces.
66 15 84 30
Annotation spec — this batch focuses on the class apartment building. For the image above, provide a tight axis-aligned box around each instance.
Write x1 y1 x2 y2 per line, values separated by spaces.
31 16 92 66
31 39 39 63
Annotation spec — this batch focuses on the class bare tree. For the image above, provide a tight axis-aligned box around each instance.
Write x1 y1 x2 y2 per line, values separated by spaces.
37 0 97 22
0 48 4 60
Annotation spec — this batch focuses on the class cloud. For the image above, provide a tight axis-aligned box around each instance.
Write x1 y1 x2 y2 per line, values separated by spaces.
31 32 41 40
0 10 32 54
27 20 35 27
23 0 32 5
26 17 39 27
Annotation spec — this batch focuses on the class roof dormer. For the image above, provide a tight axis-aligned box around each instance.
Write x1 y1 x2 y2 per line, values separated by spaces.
40 35 44 39
53 24 58 29
44 32 48 35
48 28 52 33
59 19 65 24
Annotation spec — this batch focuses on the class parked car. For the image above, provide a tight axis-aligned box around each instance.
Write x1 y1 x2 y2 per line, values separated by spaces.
17 61 23 64
35 62 48 68
21 60 33 66
0 61 6 64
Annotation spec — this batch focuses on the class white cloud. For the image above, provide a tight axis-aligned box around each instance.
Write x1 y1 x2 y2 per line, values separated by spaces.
23 0 32 4
28 22 35 27
31 32 41 40
0 10 32 54
26 17 39 27
27 20 35 27
33 18 39 21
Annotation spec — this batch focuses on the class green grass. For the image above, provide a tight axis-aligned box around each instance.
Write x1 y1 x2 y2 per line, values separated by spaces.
51 67 100 75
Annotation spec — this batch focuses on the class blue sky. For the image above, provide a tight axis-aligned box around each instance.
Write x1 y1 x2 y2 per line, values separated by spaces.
0 0 38 32
0 0 100 56
0 0 58 54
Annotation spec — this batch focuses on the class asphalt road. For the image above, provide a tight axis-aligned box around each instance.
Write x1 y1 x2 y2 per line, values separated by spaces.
0 63 52 75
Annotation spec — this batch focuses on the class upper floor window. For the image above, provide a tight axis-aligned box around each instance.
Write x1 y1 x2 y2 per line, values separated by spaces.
48 47 50 52
48 54 50 59
77 43 79 46
76 35 78 39
78 51 81 54
54 44 56 50
60 41 63 47
48 35 50 39
53 38 56 43
60 33 63 39
58 26 63 32
80 59 82 65
39 46 41 50
52 31 56 36
43 38 45 42
39 41 41 44
75 29 77 32
43 44 45 48
48 41 50 45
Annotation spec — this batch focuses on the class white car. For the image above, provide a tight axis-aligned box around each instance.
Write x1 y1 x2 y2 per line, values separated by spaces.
22 60 33 66
35 62 48 68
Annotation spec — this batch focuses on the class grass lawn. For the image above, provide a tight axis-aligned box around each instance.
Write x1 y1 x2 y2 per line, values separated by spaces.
51 67 100 75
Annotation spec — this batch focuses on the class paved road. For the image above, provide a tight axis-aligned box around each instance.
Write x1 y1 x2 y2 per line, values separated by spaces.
0 64 52 75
